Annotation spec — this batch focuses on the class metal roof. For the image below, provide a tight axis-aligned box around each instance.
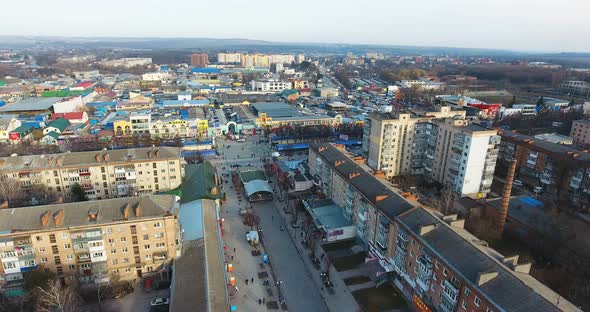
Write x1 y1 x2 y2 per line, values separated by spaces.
244 180 273 197
0 97 62 112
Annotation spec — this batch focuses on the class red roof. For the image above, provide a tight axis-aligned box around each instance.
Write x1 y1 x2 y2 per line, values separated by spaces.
75 81 94 88
51 112 85 120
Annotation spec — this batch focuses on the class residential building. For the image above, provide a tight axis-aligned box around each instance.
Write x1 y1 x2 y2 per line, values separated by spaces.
0 147 184 200
559 80 590 97
98 58 152 68
0 195 179 295
534 133 573 145
251 80 292 92
216 52 241 64
308 143 580 312
190 54 209 67
73 70 100 80
43 118 70 135
570 119 590 146
142 72 170 82
364 106 499 197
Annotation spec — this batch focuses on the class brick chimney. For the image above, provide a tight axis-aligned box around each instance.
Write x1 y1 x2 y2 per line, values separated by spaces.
147 150 152 158
495 159 517 237
375 194 389 202
476 271 498 286
134 203 141 217
318 146 327 153
103 153 109 162
122 203 130 219
40 210 51 227
348 172 360 180
155 150 160 158
95 153 101 163
335 160 345 167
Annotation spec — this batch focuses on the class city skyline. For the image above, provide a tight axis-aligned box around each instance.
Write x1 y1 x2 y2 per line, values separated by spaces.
0 0 589 53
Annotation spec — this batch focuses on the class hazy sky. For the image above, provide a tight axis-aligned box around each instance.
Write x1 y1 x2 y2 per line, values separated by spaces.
1 0 588 52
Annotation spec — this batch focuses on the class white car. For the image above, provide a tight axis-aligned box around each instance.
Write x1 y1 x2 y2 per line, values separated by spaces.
533 186 543 194
150 297 169 306
512 180 523 187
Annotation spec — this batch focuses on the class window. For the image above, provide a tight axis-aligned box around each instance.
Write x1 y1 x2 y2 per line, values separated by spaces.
41 257 48 263
93 252 103 258
3 262 16 269
152 163 157 168
443 268 448 276
154 233 164 239
435 260 439 269
36 236 43 242
124 267 131 273
64 244 71 249
120 237 127 242
66 254 74 260
156 242 165 248
430 284 435 292
123 257 129 263
145 254 152 260
62 232 69 239
38 247 46 252
461 300 467 310
112 269 120 274
154 222 161 228
474 297 481 307
144 244 150 250
121 247 128 253
143 234 149 240
68 264 76 270
464 288 471 297
108 238 114 244
433 274 437 281
112 259 118 265
110 249 116 254
103 228 112 234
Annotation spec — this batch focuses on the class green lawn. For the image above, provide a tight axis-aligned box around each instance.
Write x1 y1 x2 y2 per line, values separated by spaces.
352 286 406 312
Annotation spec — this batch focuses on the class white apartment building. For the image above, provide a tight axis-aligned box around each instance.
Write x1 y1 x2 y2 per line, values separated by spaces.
217 52 242 64
250 80 292 92
142 72 170 82
0 147 184 200
364 106 499 197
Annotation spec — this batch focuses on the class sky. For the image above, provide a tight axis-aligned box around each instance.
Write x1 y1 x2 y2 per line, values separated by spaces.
1 0 589 52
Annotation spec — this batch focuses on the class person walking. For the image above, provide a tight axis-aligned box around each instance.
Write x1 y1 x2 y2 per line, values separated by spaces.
263 297 265 304
251 277 254 283
245 279 249 285
258 298 262 305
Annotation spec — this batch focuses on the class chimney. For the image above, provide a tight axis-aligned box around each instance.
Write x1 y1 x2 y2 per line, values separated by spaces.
134 203 141 217
502 255 519 266
147 150 152 158
103 153 109 162
155 150 160 158
53 210 64 226
335 160 345 167
450 219 465 229
442 215 458 222
40 210 51 227
419 224 437 236
495 159 517 236
88 208 98 221
348 172 361 180
514 263 532 274
95 153 101 163
318 146 327 153
122 203 130 219
375 194 389 202
476 271 498 286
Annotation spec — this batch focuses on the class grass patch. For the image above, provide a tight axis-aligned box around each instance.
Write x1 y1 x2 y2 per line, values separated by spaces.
322 239 358 252
352 286 406 312
332 252 366 271
344 276 371 285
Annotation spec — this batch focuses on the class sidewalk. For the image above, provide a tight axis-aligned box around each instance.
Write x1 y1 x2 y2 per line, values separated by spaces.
270 185 360 312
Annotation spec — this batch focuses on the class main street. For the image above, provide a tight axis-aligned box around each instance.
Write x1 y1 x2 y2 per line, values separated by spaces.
210 134 327 312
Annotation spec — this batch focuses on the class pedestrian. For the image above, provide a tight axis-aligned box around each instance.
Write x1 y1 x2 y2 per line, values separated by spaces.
245 279 249 285
251 277 254 283
271 215 274 221
231 255 234 260
263 297 265 304
258 299 262 305
233 247 236 252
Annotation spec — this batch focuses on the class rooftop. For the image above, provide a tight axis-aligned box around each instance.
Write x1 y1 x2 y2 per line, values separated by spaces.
304 199 352 230
251 102 300 118
398 207 580 312
0 146 182 172
499 130 590 164
0 195 176 233
0 97 62 112
311 143 415 221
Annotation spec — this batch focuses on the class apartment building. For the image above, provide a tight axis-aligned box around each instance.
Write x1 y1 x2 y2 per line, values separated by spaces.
0 147 183 200
190 53 209 67
113 113 191 138
570 119 590 146
308 143 579 312
498 130 590 206
364 106 499 197
217 52 241 64
250 80 292 92
0 195 179 295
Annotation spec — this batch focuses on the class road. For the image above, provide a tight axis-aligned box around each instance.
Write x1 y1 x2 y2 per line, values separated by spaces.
212 134 327 312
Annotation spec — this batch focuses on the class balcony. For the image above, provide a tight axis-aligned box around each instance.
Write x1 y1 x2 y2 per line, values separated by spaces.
357 211 367 222
442 279 459 303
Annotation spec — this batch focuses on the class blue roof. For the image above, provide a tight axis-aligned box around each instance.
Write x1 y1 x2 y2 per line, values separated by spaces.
191 67 221 74
179 200 204 240
277 143 310 151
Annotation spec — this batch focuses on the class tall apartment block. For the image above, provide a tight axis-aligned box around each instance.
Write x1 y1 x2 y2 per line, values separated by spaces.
363 106 500 197
0 195 179 295
308 143 580 312
190 53 209 67
0 147 184 201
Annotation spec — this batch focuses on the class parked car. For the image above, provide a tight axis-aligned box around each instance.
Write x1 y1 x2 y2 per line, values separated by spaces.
513 180 524 187
150 297 170 306
533 186 543 194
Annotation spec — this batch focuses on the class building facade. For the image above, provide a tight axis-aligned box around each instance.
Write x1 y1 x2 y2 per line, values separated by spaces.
0 195 179 295
0 147 184 200
308 143 579 312
190 54 209 67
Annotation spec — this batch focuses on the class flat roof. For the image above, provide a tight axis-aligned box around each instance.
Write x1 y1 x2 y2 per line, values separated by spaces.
239 169 266 183
251 102 300 118
500 130 590 164
0 97 62 112
305 199 352 230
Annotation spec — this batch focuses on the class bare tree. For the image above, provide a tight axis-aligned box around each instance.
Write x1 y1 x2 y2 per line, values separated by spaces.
243 211 261 229
0 174 22 203
36 280 81 312
436 187 458 216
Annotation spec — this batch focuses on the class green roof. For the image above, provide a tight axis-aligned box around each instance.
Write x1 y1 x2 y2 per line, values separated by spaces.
11 125 33 135
0 81 5 87
41 90 89 97
46 118 70 132
239 170 266 183
180 162 220 204
44 131 60 140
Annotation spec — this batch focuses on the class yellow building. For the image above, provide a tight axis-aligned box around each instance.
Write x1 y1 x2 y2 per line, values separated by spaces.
113 119 132 136
0 195 179 292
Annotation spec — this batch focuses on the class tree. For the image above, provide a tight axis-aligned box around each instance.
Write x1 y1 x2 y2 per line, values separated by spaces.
36 280 81 312
24 268 56 292
243 211 261 229
0 174 22 203
436 187 458 216
70 183 88 202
